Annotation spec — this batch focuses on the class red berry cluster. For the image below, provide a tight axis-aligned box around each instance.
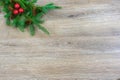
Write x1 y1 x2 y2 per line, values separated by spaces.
13 3 24 15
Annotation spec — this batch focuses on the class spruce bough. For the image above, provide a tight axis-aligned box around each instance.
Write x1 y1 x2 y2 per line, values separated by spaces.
0 0 61 36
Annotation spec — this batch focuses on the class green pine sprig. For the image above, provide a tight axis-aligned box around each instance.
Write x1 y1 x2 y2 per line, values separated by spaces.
0 0 61 36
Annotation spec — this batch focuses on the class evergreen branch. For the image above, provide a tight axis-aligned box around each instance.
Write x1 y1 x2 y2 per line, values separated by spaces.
0 0 61 36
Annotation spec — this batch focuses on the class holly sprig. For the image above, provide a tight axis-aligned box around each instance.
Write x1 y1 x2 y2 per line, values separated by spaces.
0 0 61 36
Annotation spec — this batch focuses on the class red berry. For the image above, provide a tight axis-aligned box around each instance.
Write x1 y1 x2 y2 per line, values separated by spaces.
13 9 19 15
14 3 20 9
19 8 24 13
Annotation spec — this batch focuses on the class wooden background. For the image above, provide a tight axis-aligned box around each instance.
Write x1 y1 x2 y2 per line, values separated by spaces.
0 0 120 80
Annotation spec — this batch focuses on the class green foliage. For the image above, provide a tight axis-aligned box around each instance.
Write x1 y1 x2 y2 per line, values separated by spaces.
0 0 61 36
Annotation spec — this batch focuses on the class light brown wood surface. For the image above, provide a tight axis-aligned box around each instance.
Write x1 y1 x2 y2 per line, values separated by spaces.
0 0 120 80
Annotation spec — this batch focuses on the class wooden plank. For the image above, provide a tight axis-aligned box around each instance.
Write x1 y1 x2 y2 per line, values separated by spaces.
0 0 120 80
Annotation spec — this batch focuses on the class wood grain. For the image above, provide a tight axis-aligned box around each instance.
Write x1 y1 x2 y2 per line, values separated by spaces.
0 0 120 80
